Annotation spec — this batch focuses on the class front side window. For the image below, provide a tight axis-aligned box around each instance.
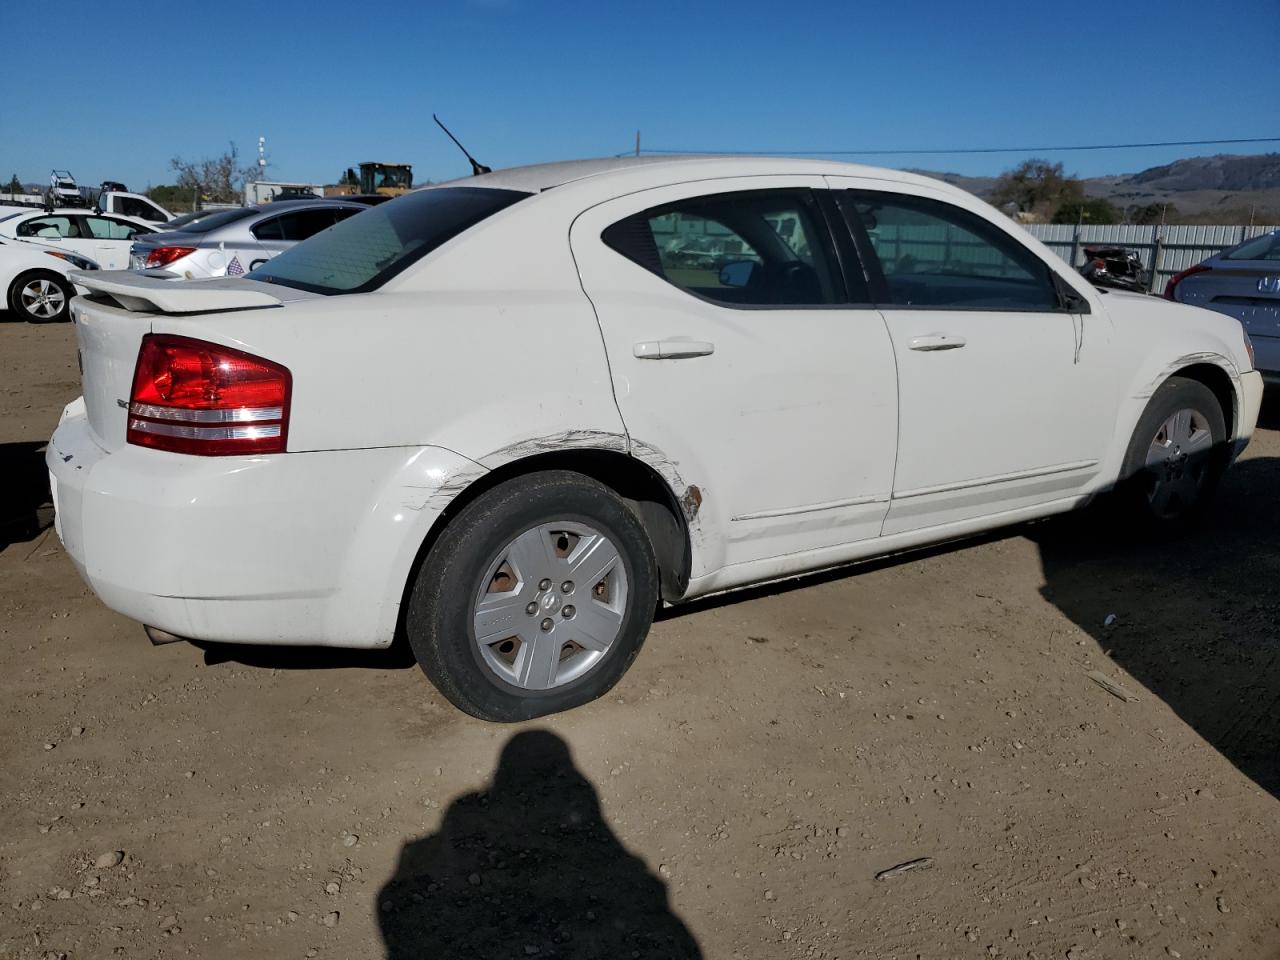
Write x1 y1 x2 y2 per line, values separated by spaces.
845 191 1059 310
17 216 79 239
248 187 529 294
603 189 843 307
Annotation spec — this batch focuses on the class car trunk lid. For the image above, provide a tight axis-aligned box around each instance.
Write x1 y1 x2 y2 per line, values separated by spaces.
1178 262 1280 338
68 270 299 451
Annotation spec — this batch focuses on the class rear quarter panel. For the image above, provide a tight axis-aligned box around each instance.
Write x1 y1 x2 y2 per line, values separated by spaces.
148 196 627 459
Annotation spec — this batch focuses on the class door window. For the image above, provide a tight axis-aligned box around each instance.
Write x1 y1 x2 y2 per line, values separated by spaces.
844 191 1059 310
603 189 844 306
253 208 356 242
118 196 164 221
17 216 80 239
84 216 149 240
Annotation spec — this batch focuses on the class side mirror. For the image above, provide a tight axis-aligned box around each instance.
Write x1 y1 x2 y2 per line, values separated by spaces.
719 260 757 288
1053 273 1093 313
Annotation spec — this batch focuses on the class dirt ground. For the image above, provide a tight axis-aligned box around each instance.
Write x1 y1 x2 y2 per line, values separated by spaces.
1 316 1278 960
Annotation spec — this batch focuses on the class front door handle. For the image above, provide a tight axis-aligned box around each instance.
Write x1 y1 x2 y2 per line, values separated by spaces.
908 334 966 352
633 339 716 360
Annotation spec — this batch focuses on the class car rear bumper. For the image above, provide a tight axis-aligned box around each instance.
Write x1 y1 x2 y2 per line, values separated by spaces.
47 400 484 648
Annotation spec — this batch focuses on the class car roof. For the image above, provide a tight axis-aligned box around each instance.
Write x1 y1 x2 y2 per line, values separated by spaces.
431 155 945 195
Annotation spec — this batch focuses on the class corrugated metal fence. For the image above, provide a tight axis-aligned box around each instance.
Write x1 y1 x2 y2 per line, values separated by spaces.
1025 223 1280 293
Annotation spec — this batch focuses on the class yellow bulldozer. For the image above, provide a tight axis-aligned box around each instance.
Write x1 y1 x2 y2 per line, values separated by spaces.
332 162 413 198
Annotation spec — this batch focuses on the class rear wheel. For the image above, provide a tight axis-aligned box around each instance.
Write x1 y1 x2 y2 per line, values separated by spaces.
1117 376 1228 530
406 470 659 721
7 270 73 323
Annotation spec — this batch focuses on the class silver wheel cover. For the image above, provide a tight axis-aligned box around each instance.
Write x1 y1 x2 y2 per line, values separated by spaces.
471 521 629 691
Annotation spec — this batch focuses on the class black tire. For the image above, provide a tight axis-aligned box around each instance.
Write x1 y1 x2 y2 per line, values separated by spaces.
1116 375 1228 532
7 270 73 323
406 470 659 722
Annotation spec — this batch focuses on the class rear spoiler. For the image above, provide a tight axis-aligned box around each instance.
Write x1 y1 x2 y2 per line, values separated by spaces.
69 270 286 314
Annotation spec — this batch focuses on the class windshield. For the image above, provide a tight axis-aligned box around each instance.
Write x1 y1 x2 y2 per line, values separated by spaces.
176 208 257 235
248 187 529 295
1223 232 1280 262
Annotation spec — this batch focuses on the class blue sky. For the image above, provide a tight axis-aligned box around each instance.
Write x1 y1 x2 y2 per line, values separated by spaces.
1 0 1276 189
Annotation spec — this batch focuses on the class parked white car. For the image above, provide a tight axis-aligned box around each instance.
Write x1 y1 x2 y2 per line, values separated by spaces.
0 209 156 270
47 157 1262 721
0 237 98 322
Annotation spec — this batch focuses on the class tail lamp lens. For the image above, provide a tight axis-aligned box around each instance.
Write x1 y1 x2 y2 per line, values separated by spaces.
1164 264 1210 300
144 246 197 268
126 334 291 455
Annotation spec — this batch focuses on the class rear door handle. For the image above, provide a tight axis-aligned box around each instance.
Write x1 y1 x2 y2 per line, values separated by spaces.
908 334 966 352
633 339 715 359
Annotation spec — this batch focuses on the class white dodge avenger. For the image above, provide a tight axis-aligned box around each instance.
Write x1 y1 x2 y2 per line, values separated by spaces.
48 157 1262 721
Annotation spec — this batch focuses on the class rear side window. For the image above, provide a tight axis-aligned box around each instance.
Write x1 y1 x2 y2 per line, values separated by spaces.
253 208 360 242
248 187 529 294
844 191 1059 311
603 189 844 307
84 216 149 240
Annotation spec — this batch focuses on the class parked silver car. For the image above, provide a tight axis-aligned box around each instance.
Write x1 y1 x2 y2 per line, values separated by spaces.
130 199 367 279
1167 230 1280 379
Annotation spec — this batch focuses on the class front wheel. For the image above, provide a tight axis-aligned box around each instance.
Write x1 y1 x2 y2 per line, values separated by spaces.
406 470 659 721
7 270 73 323
1117 376 1228 531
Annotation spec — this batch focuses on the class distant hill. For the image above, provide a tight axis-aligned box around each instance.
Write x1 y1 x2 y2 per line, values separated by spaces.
914 153 1280 223
1126 153 1280 191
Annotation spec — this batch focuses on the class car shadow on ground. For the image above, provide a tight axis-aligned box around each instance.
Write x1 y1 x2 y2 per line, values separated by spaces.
375 729 703 960
1031 455 1280 802
0 441 53 551
193 637 418 671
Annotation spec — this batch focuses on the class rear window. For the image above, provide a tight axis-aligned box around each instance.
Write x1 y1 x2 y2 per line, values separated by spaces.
1223 233 1280 262
247 187 529 294
179 208 258 234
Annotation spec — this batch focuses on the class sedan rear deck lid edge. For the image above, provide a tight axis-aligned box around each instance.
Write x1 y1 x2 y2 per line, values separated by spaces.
69 270 286 314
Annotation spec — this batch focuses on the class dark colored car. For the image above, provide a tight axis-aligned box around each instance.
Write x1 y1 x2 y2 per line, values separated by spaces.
1167 231 1280 379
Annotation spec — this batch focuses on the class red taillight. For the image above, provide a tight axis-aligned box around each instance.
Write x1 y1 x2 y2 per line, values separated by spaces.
126 334 291 456
144 246 197 269
1164 263 1210 300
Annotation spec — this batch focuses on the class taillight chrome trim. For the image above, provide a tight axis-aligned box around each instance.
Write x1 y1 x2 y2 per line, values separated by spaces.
130 402 283 423
128 419 282 442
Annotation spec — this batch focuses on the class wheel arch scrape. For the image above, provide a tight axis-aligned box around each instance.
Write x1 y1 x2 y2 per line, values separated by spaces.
1093 351 1243 496
394 430 708 642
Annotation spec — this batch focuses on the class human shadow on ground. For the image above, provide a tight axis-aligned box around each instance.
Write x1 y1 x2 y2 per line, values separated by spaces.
0 441 52 550
1032 455 1280 801
376 729 702 960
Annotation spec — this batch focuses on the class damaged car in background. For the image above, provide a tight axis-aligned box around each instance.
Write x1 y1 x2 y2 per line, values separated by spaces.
48 156 1261 721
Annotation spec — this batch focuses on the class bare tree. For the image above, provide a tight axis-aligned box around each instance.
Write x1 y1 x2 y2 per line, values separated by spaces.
170 142 257 205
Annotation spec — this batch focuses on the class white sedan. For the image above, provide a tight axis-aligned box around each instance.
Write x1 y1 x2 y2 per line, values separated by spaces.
1 237 98 322
47 157 1262 721
0 208 155 270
